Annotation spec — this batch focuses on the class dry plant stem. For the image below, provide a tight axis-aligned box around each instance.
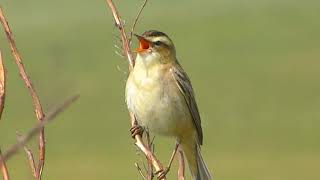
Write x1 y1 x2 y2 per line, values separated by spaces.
0 149 10 180
130 113 165 180
0 7 45 179
16 132 38 179
106 1 166 179
0 95 79 165
167 143 180 170
146 131 154 180
0 50 6 119
147 158 153 180
129 0 148 43
135 163 147 180
0 51 8 180
156 144 180 180
106 0 134 70
23 147 37 179
177 147 185 180
16 133 37 179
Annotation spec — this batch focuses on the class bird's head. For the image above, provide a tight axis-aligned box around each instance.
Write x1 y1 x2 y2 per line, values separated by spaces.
134 30 176 64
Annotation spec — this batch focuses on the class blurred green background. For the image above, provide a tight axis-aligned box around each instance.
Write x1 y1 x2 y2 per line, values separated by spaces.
0 0 319 179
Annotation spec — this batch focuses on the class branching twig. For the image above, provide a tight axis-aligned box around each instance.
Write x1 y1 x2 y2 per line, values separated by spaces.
105 0 134 70
0 148 10 180
129 0 148 44
130 113 164 179
0 95 79 165
105 0 167 179
0 7 46 179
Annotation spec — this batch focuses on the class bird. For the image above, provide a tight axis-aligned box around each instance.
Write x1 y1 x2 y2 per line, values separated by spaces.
125 30 212 180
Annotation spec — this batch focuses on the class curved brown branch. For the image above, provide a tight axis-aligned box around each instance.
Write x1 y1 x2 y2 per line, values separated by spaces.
0 95 79 164
105 0 167 179
0 148 10 180
0 49 9 180
0 7 46 180
130 113 164 176
105 0 134 70
129 0 148 44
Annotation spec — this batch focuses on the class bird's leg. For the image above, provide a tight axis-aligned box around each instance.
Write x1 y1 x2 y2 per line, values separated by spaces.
130 124 144 138
155 142 180 179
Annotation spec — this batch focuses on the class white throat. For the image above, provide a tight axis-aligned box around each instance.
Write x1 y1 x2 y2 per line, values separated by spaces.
136 51 161 68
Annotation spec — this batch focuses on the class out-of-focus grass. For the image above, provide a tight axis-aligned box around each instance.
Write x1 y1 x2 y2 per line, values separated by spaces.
0 0 319 179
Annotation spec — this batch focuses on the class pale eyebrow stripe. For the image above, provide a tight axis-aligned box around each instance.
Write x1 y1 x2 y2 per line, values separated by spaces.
152 36 171 46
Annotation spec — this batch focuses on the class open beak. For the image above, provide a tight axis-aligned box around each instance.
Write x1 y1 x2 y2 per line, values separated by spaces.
134 34 151 52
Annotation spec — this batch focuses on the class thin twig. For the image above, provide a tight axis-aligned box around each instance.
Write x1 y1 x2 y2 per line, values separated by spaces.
23 147 37 179
105 1 166 179
129 0 148 44
0 148 10 180
16 133 37 179
0 95 79 165
0 47 8 180
135 163 147 180
177 147 185 180
0 7 46 179
105 0 134 70
0 50 6 119
146 131 154 180
130 113 164 177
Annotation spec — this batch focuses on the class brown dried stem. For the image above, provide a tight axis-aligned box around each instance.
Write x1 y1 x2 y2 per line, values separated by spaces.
0 46 8 180
146 131 154 180
0 95 79 165
16 133 37 179
0 7 45 179
177 147 185 180
129 0 148 44
0 50 6 119
0 148 10 180
23 147 37 179
135 162 147 180
105 0 168 179
130 113 164 178
105 0 134 70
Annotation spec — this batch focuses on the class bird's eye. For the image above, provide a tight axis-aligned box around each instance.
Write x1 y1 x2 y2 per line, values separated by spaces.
154 41 162 46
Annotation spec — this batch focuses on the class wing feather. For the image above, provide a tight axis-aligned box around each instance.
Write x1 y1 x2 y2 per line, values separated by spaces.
171 62 203 145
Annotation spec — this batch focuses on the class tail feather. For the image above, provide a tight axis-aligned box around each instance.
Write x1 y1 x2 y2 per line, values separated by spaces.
181 140 213 180
196 145 212 180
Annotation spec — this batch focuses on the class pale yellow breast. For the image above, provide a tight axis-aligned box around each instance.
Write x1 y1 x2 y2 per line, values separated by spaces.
125 62 194 137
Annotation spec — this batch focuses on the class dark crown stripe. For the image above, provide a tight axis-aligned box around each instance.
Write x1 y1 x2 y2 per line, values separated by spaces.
142 30 168 38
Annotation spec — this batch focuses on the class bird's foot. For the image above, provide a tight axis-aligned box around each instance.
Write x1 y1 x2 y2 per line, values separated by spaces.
130 125 144 138
155 167 170 180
